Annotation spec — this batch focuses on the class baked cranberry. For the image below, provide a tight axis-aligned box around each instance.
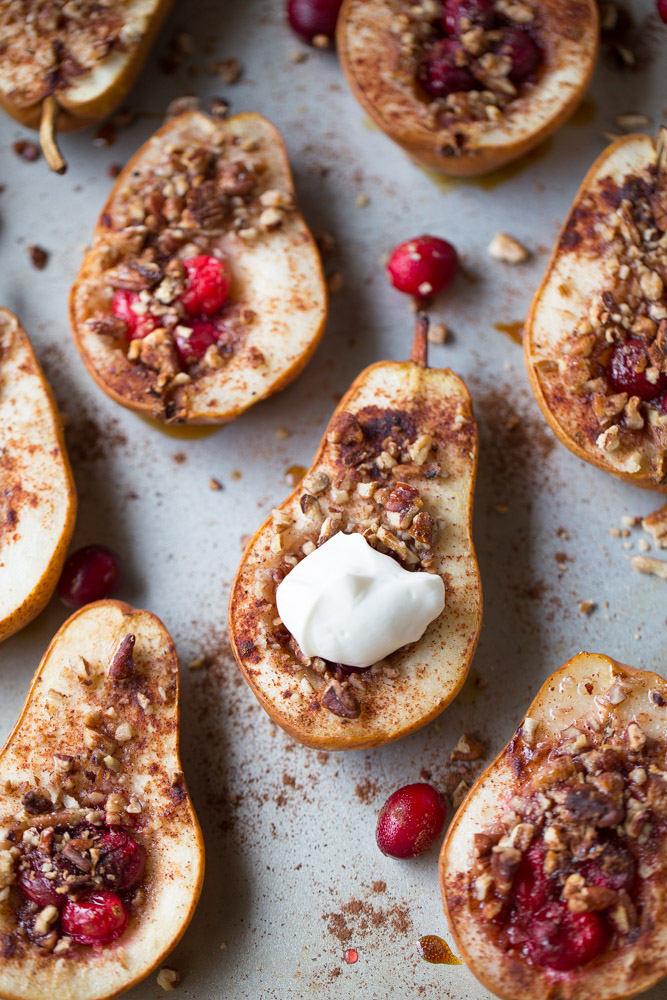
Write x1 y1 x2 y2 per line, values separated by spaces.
512 843 556 914
579 840 636 894
287 0 343 45
98 829 146 891
418 38 477 97
18 863 63 908
387 234 459 298
173 320 223 366
180 255 231 317
658 0 667 24
376 783 447 859
57 545 121 609
496 27 541 84
443 0 495 35
111 289 158 341
524 901 609 971
607 338 667 400
61 891 128 946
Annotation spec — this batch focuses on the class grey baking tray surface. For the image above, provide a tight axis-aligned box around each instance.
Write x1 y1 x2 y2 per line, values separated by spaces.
1 1 666 997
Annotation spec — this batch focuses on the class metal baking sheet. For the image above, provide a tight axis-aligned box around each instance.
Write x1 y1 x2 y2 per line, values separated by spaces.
1 1 666 997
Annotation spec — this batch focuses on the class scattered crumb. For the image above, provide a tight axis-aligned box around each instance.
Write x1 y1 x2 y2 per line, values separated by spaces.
187 657 205 670
290 49 308 63
107 163 122 178
172 452 186 464
621 514 638 528
327 271 343 294
609 526 621 538
209 97 230 119
209 477 223 490
579 601 596 615
355 193 369 207
487 232 529 264
638 538 650 552
451 733 486 762
313 33 330 48
494 503 508 514
157 967 180 991
215 57 243 84
13 139 40 162
427 322 448 344
27 244 48 269
615 112 651 130
642 504 667 547
452 780 470 809
631 555 667 580
275 427 291 439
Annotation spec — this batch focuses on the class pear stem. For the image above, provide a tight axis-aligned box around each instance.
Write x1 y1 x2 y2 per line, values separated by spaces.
39 96 67 175
410 311 429 367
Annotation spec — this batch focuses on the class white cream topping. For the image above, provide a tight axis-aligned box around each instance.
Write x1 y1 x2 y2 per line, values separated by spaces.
275 531 445 668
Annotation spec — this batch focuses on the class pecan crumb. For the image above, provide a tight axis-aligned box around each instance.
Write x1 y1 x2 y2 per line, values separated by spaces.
27 245 48 269
108 634 136 680
487 232 529 264
451 733 486 761
157 967 180 990
13 140 40 162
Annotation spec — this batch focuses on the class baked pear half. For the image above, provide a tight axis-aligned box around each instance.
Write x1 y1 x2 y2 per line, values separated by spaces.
70 110 327 424
0 0 174 173
0 309 76 643
337 0 599 176
229 317 482 750
526 131 667 490
441 651 667 1000
0 600 204 1000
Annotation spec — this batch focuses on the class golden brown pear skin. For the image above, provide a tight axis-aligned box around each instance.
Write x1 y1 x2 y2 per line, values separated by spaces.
440 651 667 1000
0 309 76 642
0 600 204 1000
69 111 327 424
525 132 667 491
0 0 174 172
337 0 599 176
228 318 482 750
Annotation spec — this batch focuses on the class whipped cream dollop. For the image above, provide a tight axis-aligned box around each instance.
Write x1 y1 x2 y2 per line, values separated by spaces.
275 531 445 668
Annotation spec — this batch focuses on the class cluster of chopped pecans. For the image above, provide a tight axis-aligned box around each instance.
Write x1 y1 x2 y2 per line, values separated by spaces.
0 634 149 955
558 169 667 474
253 407 453 720
0 0 136 105
389 0 540 125
88 130 296 390
469 681 665 950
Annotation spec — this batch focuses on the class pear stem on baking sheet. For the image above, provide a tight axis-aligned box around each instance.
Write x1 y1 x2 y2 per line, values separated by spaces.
39 96 67 174
410 311 429 367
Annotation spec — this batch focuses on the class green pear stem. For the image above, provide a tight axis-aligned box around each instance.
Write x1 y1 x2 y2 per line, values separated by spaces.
410 311 429 367
39 95 67 174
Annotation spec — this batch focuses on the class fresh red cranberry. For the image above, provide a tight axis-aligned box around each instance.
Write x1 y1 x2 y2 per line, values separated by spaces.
418 38 477 97
287 0 343 45
579 841 636 895
443 0 495 35
608 338 667 401
496 27 541 84
512 843 556 914
98 829 146 891
57 545 121 609
376 783 447 859
61 891 128 946
387 234 459 299
173 320 224 366
658 0 667 24
524 901 609 971
111 289 158 341
180 255 231 317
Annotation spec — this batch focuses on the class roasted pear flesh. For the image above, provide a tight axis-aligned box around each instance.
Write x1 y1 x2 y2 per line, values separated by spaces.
0 0 174 173
337 0 599 176
70 111 327 424
228 317 482 751
525 131 667 491
440 651 667 1000
0 308 76 643
0 601 204 1000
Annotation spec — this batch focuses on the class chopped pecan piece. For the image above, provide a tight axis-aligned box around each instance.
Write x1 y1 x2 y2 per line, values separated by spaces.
648 320 667 373
384 482 422 530
181 180 227 229
451 733 486 762
218 161 256 196
108 634 136 680
61 840 93 872
592 391 628 428
138 330 180 376
105 259 163 291
561 784 624 828
490 846 521 894
410 510 434 548
327 411 364 445
567 885 618 913
321 679 361 719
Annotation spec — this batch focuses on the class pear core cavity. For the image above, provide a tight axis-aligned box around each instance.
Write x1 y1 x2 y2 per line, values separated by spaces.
275 531 445 667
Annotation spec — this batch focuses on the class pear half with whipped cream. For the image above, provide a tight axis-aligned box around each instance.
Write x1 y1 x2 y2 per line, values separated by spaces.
228 316 482 750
